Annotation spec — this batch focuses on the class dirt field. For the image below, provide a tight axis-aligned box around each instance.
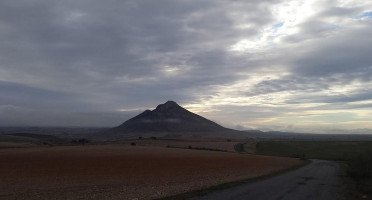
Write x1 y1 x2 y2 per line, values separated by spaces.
0 145 302 200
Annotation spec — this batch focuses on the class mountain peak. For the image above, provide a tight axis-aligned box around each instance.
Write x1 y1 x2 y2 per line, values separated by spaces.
165 100 177 105
154 100 183 113
156 100 179 108
111 101 228 133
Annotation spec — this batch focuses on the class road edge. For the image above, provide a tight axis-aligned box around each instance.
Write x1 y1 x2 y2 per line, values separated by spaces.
156 157 311 200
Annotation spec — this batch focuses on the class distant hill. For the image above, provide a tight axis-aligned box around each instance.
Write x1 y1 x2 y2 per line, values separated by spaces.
1 133 69 145
103 101 372 140
109 101 230 134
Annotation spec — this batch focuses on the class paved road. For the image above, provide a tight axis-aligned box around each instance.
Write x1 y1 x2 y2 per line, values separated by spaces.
190 160 343 200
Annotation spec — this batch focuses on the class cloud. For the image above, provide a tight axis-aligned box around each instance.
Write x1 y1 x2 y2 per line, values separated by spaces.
0 0 371 133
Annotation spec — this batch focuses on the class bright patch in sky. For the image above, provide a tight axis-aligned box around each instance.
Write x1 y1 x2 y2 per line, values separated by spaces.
357 11 372 19
273 22 284 29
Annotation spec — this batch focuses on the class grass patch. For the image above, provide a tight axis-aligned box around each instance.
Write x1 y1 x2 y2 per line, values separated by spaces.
255 141 372 161
339 151 372 199
344 151 372 198
346 151 372 180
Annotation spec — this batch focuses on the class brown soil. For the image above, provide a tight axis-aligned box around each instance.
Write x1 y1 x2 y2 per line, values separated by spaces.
0 145 302 200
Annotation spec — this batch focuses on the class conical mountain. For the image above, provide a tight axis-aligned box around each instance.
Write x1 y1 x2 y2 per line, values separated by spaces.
110 101 228 133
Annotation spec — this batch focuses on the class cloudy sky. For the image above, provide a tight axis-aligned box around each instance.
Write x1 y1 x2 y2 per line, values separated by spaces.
0 0 371 133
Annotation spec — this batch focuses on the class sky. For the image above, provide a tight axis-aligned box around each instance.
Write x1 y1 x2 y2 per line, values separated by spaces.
0 0 371 134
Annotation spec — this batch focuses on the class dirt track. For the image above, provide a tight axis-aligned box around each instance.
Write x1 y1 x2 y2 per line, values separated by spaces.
191 159 343 200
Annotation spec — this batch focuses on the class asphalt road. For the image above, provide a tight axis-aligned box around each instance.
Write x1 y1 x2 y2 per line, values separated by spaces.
190 159 343 200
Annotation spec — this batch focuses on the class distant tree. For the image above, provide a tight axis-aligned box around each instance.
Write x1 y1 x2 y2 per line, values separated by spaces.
131 142 136 146
78 138 90 145
150 136 157 140
71 138 90 145
138 136 143 140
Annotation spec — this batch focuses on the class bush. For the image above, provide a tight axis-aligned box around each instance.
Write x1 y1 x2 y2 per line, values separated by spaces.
71 138 90 145
130 142 136 146
150 137 157 140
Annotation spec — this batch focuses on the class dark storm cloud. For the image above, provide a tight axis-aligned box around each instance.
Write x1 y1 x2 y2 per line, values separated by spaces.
0 0 263 125
0 80 91 110
0 0 261 85
292 27 372 78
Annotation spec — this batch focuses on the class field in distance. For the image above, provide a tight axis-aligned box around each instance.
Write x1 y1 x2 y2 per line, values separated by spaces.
0 144 302 200
250 141 372 160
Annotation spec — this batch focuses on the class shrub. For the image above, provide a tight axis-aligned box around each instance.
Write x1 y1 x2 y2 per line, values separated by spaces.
130 142 136 146
71 138 90 145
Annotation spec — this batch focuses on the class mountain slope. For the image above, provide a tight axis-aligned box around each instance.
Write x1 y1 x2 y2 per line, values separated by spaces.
110 101 229 133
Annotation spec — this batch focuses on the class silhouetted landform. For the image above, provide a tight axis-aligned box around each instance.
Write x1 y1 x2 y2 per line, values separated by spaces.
1 111 372 141
0 126 107 136
109 101 231 133
242 130 372 141
0 133 69 145
99 101 372 140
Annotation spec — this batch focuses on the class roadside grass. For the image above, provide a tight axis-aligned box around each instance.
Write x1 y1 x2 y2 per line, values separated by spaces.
255 141 372 161
343 151 372 199
346 151 372 180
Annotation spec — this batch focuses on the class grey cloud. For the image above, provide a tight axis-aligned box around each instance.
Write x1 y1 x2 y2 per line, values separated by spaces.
0 80 94 111
292 29 372 78
283 94 370 107
245 76 331 96
0 0 262 90
0 0 371 132
0 105 137 127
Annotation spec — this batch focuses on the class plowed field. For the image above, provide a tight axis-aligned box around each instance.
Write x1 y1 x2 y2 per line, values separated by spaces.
0 145 302 200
